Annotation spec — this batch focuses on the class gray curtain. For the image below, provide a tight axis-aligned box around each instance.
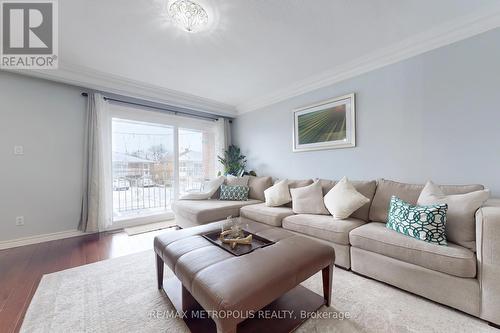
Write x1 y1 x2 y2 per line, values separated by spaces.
79 94 96 231
223 118 232 149
216 118 232 175
78 93 112 232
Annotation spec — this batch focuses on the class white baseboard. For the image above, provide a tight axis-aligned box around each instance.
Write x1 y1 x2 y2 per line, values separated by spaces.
0 215 177 250
0 230 92 250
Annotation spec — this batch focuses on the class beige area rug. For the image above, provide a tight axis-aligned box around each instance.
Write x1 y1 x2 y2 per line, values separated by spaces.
21 251 494 333
124 220 178 236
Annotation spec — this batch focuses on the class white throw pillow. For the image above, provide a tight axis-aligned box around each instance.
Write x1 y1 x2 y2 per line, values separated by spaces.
203 176 225 195
179 176 224 200
417 180 489 250
324 177 370 219
264 179 291 207
290 181 329 215
226 175 250 186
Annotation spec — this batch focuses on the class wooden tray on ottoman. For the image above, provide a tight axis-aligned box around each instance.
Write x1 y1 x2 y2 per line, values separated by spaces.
202 230 274 256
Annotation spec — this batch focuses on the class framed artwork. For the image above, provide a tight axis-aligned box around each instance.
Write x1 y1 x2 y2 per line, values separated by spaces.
293 93 355 152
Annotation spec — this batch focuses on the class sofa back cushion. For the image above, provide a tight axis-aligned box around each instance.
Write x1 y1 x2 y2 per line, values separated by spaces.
350 180 377 221
418 181 489 250
225 175 250 186
247 176 273 201
369 179 484 222
290 181 329 215
286 179 314 189
316 179 376 221
283 179 313 207
317 179 336 196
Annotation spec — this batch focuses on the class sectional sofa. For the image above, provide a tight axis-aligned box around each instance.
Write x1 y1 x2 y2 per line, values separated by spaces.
172 176 500 327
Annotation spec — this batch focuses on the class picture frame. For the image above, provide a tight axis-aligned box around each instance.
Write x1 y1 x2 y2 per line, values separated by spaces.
293 93 356 152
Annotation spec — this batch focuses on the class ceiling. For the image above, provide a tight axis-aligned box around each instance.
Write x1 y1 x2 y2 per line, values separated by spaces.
15 0 500 115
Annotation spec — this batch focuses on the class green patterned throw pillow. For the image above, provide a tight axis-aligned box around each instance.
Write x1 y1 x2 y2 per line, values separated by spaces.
386 196 448 245
219 185 249 201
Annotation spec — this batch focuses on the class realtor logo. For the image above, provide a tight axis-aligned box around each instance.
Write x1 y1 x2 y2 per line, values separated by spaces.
1 0 58 69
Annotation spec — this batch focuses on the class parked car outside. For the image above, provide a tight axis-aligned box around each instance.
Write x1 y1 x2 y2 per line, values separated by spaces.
113 178 130 191
139 177 156 188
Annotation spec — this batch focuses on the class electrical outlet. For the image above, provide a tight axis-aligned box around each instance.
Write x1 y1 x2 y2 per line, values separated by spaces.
14 146 24 155
15 216 24 226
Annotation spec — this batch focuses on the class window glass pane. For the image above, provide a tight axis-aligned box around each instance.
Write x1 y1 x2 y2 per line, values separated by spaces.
112 118 174 220
179 128 215 193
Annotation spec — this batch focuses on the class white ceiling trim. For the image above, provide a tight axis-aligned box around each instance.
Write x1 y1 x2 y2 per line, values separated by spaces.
9 62 237 116
236 5 500 114
7 4 500 117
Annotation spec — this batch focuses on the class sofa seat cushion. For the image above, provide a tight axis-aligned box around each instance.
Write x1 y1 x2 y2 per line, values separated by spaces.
240 203 294 227
282 214 365 245
172 199 261 225
349 222 477 278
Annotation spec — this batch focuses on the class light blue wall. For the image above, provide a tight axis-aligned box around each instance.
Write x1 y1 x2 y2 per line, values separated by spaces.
0 72 86 241
233 28 500 196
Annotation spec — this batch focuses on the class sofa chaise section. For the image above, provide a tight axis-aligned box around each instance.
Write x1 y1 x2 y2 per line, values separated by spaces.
173 199 261 228
172 176 273 228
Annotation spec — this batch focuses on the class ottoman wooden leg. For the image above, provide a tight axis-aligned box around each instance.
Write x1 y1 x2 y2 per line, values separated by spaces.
156 254 164 290
322 263 333 306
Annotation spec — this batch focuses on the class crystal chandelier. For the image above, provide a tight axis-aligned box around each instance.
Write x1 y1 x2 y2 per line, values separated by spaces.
169 0 209 33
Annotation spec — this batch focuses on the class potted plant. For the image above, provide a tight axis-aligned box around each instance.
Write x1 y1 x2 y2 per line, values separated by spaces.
217 145 256 176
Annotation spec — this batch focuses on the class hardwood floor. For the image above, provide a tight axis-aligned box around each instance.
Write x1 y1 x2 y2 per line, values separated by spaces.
0 230 164 333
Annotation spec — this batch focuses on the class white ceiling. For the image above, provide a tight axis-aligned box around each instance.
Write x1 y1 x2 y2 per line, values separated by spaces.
18 0 500 114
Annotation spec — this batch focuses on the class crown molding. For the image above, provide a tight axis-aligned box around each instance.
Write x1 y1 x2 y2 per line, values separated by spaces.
237 5 500 114
7 61 237 116
5 5 500 117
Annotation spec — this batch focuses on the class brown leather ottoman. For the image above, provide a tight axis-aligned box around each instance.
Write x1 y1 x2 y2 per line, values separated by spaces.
154 219 335 333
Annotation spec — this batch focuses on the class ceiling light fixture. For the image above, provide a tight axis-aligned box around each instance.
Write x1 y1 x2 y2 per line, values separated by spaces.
169 0 209 33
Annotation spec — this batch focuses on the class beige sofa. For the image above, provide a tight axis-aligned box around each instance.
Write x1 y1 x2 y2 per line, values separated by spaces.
172 177 500 327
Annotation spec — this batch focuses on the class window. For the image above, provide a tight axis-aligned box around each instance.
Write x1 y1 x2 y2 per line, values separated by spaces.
178 128 216 193
112 119 174 220
110 104 222 224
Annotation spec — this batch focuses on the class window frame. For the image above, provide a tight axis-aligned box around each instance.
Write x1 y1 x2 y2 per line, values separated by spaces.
108 103 218 227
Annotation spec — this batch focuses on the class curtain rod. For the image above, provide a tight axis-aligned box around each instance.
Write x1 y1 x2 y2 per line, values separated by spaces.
81 92 232 122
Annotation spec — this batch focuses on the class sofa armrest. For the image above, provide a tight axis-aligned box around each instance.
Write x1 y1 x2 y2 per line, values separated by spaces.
476 199 500 324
